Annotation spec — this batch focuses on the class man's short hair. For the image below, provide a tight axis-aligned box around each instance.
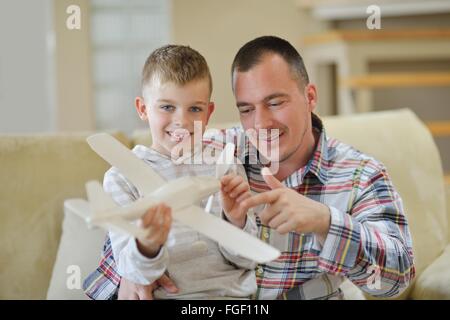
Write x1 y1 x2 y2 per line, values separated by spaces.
142 45 212 96
231 36 309 89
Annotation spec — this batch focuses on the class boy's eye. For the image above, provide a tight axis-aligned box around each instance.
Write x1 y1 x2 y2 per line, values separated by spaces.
190 106 203 112
160 105 175 111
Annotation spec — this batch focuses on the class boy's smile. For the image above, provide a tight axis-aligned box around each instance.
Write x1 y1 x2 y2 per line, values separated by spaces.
166 128 193 143
135 78 214 158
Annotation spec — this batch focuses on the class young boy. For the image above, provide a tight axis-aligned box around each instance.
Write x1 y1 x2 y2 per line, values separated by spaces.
83 45 257 299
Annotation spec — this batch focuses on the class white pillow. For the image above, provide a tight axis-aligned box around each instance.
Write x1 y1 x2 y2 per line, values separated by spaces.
46 202 106 300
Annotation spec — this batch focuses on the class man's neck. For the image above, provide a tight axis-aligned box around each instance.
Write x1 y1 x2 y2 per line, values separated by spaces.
273 129 319 182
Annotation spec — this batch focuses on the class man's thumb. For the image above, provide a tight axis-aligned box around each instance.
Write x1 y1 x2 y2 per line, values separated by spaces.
261 167 284 189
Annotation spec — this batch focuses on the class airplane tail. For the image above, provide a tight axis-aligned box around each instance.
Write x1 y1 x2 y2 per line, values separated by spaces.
65 181 118 227
85 181 117 213
64 198 92 225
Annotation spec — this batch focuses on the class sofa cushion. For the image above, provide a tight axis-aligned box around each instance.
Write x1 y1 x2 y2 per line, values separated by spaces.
323 109 448 298
410 244 450 299
46 203 106 300
0 132 130 299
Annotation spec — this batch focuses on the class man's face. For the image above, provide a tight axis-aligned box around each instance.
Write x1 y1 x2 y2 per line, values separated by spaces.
137 78 214 157
233 54 316 164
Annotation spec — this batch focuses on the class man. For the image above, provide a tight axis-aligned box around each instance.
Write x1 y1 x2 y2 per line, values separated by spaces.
85 36 415 300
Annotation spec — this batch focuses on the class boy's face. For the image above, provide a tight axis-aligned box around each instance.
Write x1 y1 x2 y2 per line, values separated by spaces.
136 78 214 157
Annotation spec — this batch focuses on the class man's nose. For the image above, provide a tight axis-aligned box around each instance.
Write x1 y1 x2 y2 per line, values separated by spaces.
254 107 273 130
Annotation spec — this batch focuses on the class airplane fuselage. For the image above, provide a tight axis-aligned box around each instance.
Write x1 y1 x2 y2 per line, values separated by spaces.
89 176 220 224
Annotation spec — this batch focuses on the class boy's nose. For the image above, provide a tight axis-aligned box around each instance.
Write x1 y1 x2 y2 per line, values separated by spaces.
172 111 190 129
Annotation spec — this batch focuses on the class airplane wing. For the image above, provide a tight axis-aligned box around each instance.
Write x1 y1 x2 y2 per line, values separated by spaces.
87 133 165 195
174 205 280 263
104 218 149 240
206 143 236 213
215 142 236 178
65 198 149 239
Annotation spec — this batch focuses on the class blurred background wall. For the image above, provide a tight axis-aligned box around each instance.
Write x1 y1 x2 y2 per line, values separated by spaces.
0 0 55 133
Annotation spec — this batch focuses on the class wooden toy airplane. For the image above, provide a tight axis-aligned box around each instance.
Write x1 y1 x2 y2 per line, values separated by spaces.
65 133 280 263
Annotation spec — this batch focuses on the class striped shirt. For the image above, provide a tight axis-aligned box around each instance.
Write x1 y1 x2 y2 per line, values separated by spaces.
84 113 415 300
83 145 257 299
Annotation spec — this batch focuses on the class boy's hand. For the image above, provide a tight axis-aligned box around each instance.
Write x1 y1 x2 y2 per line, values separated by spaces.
220 173 252 228
136 203 172 258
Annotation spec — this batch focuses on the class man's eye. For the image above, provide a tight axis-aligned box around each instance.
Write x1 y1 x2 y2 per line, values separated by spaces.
239 108 252 114
160 105 175 111
269 101 283 107
190 106 203 112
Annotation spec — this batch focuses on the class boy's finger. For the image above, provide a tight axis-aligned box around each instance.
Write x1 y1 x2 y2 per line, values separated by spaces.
161 213 172 240
228 182 250 198
223 175 243 192
147 208 171 241
220 173 236 186
139 206 158 228
236 191 252 203
153 203 169 227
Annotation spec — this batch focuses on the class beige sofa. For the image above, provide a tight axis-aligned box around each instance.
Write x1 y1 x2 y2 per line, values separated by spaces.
1 109 449 300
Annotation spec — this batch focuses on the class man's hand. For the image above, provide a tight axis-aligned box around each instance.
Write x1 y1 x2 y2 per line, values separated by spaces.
241 168 331 241
136 203 172 258
220 173 252 228
118 274 179 300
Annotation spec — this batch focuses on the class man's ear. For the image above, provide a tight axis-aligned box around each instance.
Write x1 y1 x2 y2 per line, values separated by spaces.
205 102 215 123
135 97 148 121
304 84 317 112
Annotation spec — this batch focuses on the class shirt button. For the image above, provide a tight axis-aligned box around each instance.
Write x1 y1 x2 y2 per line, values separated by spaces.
257 267 264 274
263 232 270 239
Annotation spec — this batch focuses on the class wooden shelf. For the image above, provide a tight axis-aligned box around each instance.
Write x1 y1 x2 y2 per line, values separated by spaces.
340 72 450 89
444 175 450 185
426 121 450 138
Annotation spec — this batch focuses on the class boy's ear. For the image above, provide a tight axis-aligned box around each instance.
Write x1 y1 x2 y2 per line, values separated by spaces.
135 97 148 121
206 102 215 123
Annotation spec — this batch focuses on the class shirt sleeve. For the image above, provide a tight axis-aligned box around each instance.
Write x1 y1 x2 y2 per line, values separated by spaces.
318 164 415 298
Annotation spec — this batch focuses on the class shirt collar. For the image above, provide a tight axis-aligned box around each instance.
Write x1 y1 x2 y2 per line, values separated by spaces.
301 113 330 186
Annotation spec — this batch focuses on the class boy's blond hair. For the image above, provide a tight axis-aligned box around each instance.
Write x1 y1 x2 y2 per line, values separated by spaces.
142 45 212 97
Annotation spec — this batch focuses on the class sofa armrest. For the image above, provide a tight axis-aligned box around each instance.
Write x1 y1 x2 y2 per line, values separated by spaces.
410 244 450 299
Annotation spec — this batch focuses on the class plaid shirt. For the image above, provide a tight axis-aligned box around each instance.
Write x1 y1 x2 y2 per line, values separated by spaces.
84 114 415 300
